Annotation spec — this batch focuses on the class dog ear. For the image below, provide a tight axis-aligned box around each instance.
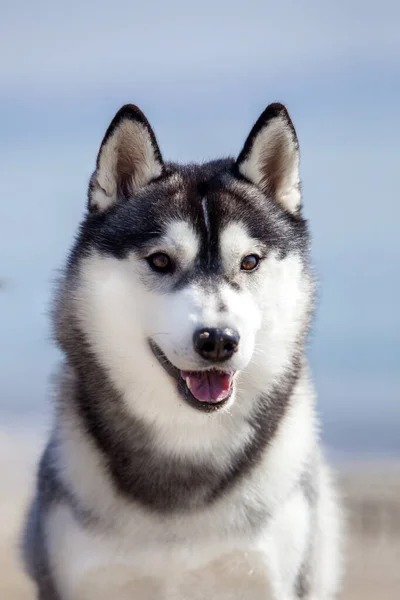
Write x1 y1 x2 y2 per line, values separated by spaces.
88 105 164 213
236 103 301 215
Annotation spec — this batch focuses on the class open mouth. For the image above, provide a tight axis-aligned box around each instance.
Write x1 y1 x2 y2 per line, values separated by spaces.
148 340 235 412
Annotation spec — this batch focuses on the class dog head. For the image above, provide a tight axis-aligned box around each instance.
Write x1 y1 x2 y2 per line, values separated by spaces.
56 104 313 423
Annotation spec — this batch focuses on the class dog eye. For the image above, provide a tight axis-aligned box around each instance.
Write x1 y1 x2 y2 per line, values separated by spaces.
240 254 260 272
147 253 173 273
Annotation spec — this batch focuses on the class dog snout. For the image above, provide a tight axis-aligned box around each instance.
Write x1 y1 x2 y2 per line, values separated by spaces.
193 327 240 362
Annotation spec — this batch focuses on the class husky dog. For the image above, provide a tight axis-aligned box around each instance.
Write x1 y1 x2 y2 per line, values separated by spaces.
22 103 342 599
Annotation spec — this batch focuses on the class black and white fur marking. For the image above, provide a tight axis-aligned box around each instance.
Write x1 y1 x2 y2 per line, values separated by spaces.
22 103 342 599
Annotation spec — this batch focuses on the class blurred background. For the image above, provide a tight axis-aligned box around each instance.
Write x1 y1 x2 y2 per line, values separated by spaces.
0 1 399 598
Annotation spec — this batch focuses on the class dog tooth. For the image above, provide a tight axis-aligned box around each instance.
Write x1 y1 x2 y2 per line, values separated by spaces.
186 377 191 390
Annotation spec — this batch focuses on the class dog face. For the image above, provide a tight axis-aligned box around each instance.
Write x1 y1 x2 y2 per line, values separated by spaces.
60 104 313 419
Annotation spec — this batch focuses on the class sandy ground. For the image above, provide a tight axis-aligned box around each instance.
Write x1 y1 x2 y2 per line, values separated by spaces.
1 428 399 599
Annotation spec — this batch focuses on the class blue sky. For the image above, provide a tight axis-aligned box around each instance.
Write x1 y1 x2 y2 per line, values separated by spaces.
0 1 399 457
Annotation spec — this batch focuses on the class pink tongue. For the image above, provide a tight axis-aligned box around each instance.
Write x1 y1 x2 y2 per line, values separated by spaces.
181 371 232 403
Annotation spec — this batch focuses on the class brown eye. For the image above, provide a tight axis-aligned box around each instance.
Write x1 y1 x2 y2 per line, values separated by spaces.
241 254 260 272
147 253 173 273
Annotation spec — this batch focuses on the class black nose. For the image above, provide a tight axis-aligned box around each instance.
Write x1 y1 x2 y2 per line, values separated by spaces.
193 328 240 362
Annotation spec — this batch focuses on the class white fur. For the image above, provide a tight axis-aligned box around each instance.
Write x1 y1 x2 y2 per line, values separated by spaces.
161 220 200 265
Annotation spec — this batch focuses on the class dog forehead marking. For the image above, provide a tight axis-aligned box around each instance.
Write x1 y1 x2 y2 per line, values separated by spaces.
201 197 211 238
201 197 211 265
